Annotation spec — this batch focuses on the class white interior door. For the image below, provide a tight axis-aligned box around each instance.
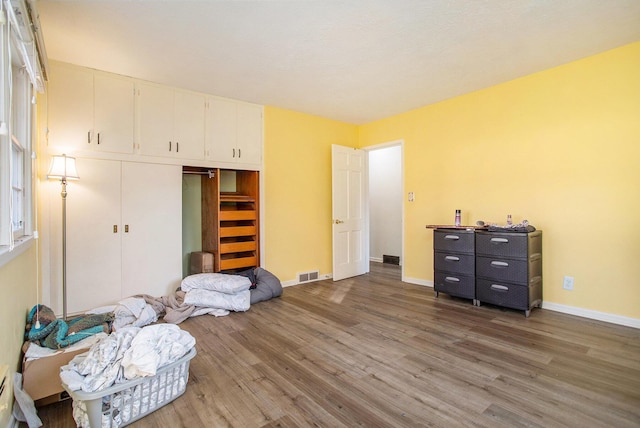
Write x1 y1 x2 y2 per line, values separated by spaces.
332 144 368 281
121 162 182 298
64 158 122 314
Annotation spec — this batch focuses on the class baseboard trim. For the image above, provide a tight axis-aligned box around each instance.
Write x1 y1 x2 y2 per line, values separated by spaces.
282 273 333 287
369 257 383 263
542 301 640 329
403 277 433 287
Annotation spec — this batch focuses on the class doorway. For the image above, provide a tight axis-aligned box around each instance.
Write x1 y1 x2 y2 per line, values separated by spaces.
366 142 404 277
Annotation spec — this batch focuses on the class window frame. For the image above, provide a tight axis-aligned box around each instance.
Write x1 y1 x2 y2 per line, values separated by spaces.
0 2 37 267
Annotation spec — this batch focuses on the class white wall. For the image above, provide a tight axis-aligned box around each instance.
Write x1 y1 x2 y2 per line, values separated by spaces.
368 145 402 263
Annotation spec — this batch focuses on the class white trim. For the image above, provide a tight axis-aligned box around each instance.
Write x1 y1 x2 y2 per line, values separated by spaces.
282 272 333 287
542 301 640 329
0 233 32 268
403 277 433 287
369 256 383 263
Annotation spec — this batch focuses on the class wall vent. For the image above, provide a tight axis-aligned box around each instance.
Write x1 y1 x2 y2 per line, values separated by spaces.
383 254 400 265
298 270 320 283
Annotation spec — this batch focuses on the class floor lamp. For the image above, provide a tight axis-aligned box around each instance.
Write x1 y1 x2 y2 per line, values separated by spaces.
47 154 79 321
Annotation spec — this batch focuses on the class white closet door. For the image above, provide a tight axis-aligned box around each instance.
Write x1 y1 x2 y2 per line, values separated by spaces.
137 83 174 157
121 162 182 298
206 98 237 162
64 158 122 314
236 103 263 165
94 73 135 154
174 90 205 160
47 63 94 153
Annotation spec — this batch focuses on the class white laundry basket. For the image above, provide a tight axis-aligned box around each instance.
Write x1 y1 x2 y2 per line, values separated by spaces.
62 347 196 428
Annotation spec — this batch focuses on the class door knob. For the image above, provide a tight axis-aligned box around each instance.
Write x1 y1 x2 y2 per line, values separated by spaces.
334 219 344 224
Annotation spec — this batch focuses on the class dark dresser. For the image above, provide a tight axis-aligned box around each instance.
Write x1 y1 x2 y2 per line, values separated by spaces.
433 229 476 303
475 230 542 317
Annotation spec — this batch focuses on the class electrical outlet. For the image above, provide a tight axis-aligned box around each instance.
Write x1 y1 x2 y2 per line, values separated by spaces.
408 192 415 202
563 276 574 291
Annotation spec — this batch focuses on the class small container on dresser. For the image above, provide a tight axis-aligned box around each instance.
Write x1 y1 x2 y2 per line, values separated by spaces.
433 229 476 302
475 230 542 317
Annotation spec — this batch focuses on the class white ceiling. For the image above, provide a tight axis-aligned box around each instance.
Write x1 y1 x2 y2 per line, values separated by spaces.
36 0 640 125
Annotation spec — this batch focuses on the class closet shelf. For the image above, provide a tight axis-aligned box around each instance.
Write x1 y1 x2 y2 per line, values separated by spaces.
220 192 256 203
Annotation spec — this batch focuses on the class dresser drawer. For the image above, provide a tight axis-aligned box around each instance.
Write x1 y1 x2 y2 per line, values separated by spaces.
476 232 528 258
476 278 529 310
434 230 474 254
434 271 475 299
434 251 475 275
476 256 529 284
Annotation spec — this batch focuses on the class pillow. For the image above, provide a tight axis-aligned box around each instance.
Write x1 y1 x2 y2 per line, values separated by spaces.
181 273 251 294
250 267 283 304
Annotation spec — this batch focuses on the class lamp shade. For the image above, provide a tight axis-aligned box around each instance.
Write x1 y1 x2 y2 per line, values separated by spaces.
47 155 79 180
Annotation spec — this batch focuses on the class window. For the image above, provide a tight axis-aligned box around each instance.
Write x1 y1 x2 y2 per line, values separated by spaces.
0 0 42 264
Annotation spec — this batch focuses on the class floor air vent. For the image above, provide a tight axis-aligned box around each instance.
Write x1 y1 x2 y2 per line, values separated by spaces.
383 255 400 265
298 270 320 283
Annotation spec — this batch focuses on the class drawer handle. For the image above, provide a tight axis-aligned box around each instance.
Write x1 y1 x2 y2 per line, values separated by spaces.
445 256 460 262
444 235 460 240
445 276 460 283
491 284 509 291
491 238 509 243
491 261 509 267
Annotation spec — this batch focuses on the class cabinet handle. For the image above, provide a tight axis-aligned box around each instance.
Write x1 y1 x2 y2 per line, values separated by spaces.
232 148 236 158
444 256 460 262
444 235 460 240
490 261 509 267
88 131 91 144
491 284 509 291
491 238 509 243
176 142 179 152
238 148 241 158
445 276 460 283
125 225 129 233
113 225 117 233
97 132 101 145
169 141 172 152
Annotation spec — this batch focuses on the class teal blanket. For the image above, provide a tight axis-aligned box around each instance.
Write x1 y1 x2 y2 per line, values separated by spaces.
25 304 113 349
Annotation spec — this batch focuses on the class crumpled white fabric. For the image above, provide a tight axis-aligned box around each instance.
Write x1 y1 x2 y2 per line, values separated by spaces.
121 324 195 379
112 297 158 330
181 273 251 293
25 333 108 361
63 327 140 392
184 288 250 312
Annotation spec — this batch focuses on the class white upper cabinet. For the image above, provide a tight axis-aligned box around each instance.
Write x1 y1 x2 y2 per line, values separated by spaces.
47 62 134 154
205 97 263 167
137 82 205 160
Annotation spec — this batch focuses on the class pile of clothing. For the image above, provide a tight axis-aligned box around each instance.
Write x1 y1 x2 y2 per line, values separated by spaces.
87 267 283 329
60 324 195 427
60 324 195 392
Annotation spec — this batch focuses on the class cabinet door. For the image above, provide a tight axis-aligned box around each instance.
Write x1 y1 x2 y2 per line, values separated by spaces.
137 83 174 157
94 73 135 154
174 90 205 160
47 63 94 153
205 98 237 162
63 159 122 314
121 162 182 298
236 103 263 166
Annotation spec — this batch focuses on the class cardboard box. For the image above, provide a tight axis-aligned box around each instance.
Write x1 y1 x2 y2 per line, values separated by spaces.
22 347 88 403
190 251 214 274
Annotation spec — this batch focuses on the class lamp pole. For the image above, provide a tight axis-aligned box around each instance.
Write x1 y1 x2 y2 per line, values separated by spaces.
60 176 68 321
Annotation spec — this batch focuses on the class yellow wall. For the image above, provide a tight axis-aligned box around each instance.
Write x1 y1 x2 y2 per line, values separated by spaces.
0 245 37 425
358 41 640 318
263 106 358 282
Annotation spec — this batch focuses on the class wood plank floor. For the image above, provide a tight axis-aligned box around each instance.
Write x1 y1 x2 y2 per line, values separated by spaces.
31 263 640 427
